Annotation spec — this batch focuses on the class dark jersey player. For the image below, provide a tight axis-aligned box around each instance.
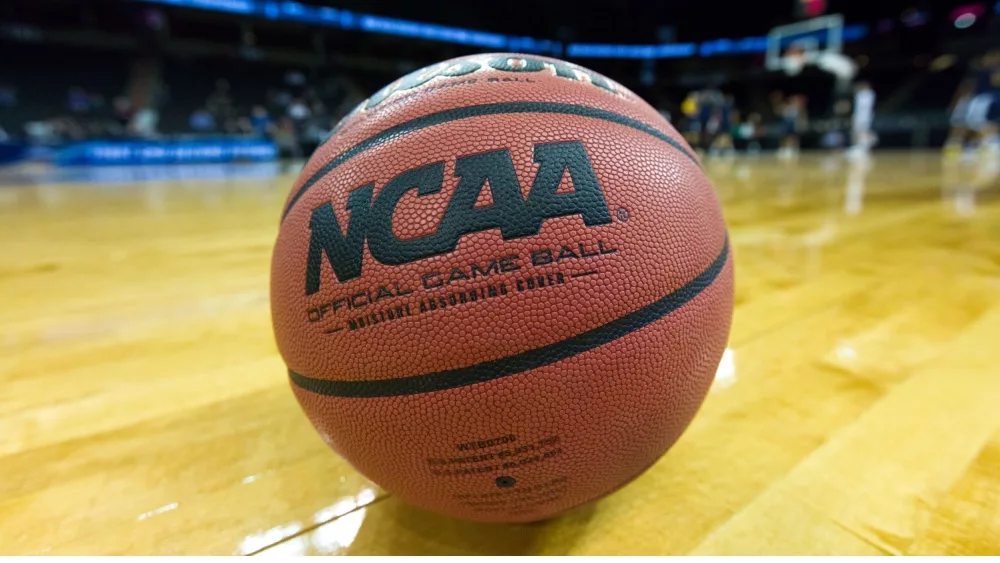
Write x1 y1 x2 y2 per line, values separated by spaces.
949 50 1000 161
698 88 723 150
776 93 807 160
971 50 1000 155
709 94 737 158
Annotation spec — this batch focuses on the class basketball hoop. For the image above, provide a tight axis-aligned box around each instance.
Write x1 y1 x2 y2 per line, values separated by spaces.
766 14 844 73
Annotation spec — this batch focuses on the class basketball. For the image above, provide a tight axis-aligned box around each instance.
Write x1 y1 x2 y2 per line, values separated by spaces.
270 53 733 522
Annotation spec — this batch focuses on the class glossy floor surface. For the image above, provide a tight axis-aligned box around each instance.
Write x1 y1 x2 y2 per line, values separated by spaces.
1 153 999 555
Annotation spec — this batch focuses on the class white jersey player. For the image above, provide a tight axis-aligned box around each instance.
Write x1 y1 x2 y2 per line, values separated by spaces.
849 81 876 157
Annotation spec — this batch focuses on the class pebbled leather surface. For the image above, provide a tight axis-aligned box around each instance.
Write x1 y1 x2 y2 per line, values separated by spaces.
271 53 734 522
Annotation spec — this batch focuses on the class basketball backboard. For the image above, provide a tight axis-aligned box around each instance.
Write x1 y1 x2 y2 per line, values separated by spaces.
766 14 845 72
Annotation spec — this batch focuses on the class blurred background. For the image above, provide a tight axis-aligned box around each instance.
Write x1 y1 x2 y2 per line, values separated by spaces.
0 0 997 171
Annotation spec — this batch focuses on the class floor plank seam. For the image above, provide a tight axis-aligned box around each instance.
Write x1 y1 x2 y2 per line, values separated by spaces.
244 494 390 556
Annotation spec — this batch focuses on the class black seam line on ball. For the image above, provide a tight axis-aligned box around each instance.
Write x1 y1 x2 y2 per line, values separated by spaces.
281 101 699 222
288 237 729 398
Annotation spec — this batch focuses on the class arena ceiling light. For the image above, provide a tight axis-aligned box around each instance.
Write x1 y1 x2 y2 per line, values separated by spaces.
954 13 977 28
950 3 986 28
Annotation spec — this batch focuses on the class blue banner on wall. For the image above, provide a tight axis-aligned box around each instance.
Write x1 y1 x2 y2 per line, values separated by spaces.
136 0 870 60
55 139 278 166
135 0 562 54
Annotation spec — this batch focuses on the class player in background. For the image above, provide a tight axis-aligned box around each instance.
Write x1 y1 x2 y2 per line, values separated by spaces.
945 79 975 158
948 51 1000 162
698 87 723 151
776 94 807 160
681 90 701 148
968 49 1000 160
737 112 763 156
824 93 852 150
848 81 876 158
708 94 737 158
944 51 1000 204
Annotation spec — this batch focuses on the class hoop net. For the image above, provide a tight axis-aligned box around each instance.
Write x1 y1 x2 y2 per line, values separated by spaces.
780 42 815 76
781 52 807 76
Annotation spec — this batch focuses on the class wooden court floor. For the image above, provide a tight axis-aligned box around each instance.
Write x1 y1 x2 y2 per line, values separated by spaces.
1 152 998 555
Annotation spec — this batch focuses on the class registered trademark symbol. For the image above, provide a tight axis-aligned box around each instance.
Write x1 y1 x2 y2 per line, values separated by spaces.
616 207 630 222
